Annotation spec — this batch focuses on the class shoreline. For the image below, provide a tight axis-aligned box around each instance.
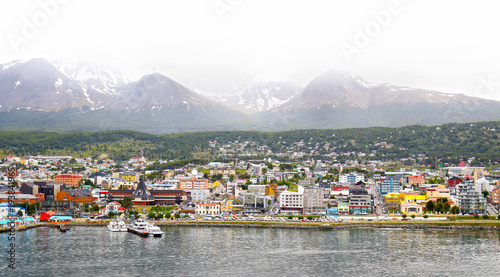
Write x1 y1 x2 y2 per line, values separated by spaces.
5 220 499 232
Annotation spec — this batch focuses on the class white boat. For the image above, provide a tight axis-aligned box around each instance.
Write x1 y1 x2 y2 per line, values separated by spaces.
127 218 164 238
146 222 164 237
107 219 127 232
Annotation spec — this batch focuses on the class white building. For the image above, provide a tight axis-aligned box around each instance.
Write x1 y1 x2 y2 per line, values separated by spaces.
279 186 304 215
339 173 365 185
474 177 494 193
191 189 210 201
0 203 25 219
195 202 221 215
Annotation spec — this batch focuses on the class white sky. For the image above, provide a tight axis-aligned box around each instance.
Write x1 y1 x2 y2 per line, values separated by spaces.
1 0 500 99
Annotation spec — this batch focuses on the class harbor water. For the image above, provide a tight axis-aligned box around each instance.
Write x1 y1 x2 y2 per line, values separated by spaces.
2 226 500 276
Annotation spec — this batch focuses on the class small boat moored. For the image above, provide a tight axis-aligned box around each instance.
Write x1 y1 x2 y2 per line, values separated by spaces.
107 219 127 232
127 218 164 238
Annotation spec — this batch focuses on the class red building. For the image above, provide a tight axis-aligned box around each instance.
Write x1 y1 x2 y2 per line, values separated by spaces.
447 176 462 187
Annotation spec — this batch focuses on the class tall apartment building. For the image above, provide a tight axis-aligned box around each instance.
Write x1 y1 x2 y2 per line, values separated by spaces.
279 186 304 215
456 181 487 214
303 187 326 215
379 177 401 194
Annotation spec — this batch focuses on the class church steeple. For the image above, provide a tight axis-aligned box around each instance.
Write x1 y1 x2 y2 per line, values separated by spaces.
131 176 155 205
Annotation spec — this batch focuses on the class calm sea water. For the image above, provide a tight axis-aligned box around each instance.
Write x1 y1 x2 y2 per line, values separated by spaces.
2 226 500 277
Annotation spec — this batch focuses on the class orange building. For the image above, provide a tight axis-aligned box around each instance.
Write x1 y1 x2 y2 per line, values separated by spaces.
54 174 83 187
408 175 425 188
56 188 94 204
179 177 209 190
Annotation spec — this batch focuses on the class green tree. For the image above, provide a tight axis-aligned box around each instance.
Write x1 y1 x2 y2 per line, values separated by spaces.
119 196 133 210
108 211 115 218
435 202 443 214
450 205 460 214
482 190 489 198
482 215 489 220
92 203 100 212
81 178 94 188
411 215 416 219
175 213 181 219
229 174 235 182
443 202 451 213
17 210 24 217
423 215 428 219
474 214 480 220
426 200 435 212
402 214 407 219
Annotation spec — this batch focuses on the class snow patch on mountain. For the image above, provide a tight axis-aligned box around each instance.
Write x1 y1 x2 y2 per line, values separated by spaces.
197 82 302 112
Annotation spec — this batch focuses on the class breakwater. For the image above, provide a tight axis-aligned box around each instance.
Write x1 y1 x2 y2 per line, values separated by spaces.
4 220 500 232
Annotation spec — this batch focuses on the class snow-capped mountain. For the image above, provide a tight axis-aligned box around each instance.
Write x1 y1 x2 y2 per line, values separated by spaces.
0 58 112 112
254 69 500 130
199 81 302 113
2 59 500 133
110 73 221 111
282 69 483 111
51 59 129 95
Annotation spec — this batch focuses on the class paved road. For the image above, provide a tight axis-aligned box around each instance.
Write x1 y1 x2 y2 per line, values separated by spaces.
371 182 386 215
486 204 498 217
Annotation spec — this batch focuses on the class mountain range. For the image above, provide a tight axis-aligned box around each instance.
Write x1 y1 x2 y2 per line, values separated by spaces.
1 58 500 134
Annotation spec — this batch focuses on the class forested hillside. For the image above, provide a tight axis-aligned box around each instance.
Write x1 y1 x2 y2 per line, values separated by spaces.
0 121 499 165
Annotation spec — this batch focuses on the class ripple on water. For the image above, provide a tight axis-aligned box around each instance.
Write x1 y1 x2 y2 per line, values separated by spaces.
2 226 500 277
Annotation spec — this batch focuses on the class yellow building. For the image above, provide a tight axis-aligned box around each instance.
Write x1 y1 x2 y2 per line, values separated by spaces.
265 180 278 199
400 202 423 215
473 168 487 182
385 193 400 212
401 193 427 204
426 186 451 203
210 180 222 189
338 202 350 214
122 172 140 181
221 199 233 214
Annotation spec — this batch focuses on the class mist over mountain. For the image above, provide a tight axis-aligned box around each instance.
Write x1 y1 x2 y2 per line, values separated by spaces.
1 59 500 134
199 81 302 113
254 70 500 130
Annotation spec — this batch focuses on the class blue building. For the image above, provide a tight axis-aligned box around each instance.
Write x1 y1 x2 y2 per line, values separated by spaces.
379 177 401 194
326 207 338 215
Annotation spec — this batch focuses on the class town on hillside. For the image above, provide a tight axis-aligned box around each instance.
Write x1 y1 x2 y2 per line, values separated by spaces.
1 152 500 229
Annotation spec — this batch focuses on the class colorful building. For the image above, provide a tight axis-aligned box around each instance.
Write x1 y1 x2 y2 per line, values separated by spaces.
221 199 233 214
54 174 82 187
384 192 400 212
179 177 209 190
408 175 425 188
426 186 451 203
337 202 350 214
195 202 221 215
56 188 94 204
401 193 427 204
400 202 423 215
